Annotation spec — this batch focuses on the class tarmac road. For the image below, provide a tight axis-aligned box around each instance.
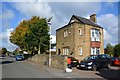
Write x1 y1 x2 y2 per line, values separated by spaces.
1 57 81 79
1 56 120 79
1 57 59 78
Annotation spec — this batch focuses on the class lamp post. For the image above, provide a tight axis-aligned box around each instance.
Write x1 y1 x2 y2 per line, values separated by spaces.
48 22 52 67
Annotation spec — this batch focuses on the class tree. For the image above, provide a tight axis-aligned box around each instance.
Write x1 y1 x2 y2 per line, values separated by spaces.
10 20 29 49
114 44 120 57
104 43 114 56
10 16 51 54
0 48 7 55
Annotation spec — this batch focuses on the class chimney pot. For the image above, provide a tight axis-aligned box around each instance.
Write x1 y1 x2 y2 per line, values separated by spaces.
90 14 96 23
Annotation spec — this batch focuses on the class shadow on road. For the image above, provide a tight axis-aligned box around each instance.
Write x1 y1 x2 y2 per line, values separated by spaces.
95 67 120 80
0 61 14 64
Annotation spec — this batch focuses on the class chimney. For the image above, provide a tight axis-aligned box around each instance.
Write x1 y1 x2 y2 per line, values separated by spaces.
90 14 96 23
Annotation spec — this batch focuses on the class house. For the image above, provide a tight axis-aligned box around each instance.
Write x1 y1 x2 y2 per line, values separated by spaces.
56 14 104 60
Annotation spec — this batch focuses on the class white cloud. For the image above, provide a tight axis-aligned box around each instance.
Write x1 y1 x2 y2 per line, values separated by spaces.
2 9 14 20
13 2 53 18
98 14 118 34
103 29 112 43
11 2 102 35
98 14 118 46
0 28 18 51
48 2 102 34
2 5 15 31
49 2 101 18
2 0 119 2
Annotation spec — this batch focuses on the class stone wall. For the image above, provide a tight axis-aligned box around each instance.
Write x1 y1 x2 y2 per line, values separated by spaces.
51 55 67 70
30 54 49 66
29 54 67 70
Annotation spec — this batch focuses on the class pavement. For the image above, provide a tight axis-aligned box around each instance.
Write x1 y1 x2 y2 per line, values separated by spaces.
26 58 120 79
25 59 84 78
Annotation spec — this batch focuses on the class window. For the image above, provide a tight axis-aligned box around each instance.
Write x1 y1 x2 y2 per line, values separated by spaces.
79 48 82 55
63 48 69 55
91 29 100 41
96 48 100 55
64 30 68 37
91 47 95 55
79 29 82 36
91 47 100 55
64 31 66 37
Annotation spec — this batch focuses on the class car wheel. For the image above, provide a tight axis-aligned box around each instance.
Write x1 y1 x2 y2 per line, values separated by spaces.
107 63 111 69
92 65 97 71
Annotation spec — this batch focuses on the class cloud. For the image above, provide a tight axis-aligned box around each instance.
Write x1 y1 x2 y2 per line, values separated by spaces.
2 4 15 31
103 29 112 45
48 2 101 17
48 2 102 34
12 2 53 18
0 28 18 51
98 14 118 46
2 0 120 2
12 2 102 35
98 14 118 34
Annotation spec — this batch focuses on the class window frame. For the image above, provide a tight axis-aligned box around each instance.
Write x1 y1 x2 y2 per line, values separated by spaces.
79 47 82 55
91 29 100 41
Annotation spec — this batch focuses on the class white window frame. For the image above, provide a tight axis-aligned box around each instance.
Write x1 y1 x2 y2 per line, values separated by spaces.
63 48 69 55
91 47 100 55
79 48 82 55
91 29 100 41
64 31 66 37
64 30 68 37
79 29 82 36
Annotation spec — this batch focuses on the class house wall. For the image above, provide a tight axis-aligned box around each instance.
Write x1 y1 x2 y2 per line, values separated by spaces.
56 24 75 56
56 19 104 61
74 24 104 60
73 23 85 60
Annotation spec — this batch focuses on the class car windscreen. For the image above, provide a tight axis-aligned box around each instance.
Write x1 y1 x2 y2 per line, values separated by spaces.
83 55 97 60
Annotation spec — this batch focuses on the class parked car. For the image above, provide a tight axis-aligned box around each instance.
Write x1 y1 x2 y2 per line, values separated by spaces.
2 54 6 57
111 57 120 66
9 54 15 58
78 54 111 71
15 54 24 61
68 57 79 67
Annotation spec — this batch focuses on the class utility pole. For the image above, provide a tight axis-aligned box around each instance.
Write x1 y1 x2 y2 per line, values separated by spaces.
47 17 52 67
48 22 52 67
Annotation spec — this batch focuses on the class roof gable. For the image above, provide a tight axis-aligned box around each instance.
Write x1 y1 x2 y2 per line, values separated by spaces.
56 15 103 31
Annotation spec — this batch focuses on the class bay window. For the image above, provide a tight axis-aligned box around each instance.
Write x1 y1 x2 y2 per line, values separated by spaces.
91 29 100 41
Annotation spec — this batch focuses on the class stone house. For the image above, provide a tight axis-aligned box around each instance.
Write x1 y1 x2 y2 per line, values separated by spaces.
56 14 104 60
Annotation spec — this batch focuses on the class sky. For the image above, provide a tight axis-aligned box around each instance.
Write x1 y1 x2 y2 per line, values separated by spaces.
0 0 119 51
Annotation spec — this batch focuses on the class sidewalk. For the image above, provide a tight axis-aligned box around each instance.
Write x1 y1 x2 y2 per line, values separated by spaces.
24 59 85 78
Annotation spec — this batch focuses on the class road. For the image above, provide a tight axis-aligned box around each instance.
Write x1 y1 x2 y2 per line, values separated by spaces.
1 57 81 78
1 57 60 78
1 57 120 79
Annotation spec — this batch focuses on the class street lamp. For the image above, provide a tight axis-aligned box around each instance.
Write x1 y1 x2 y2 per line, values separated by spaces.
48 22 52 67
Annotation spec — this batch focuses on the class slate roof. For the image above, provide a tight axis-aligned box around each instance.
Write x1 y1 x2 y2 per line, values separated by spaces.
73 15 102 28
56 15 103 31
